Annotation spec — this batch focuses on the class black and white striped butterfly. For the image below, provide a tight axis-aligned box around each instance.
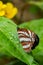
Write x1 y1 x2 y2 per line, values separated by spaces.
17 28 39 52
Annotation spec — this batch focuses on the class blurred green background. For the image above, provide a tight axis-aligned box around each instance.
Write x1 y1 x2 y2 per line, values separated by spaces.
1 0 43 24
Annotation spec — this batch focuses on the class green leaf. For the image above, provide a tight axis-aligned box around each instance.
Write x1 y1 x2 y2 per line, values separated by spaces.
19 19 43 65
0 17 38 65
29 1 43 10
23 1 43 10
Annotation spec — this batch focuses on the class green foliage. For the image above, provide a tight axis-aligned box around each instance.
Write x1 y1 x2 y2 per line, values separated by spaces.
29 2 43 10
0 17 39 65
19 19 43 65
23 0 43 10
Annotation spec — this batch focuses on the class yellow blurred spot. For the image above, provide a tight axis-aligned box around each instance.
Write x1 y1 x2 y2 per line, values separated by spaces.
2 4 7 9
0 10 5 16
5 7 18 19
0 1 3 10
0 1 3 5
6 2 13 9
0 1 18 19
5 3 18 19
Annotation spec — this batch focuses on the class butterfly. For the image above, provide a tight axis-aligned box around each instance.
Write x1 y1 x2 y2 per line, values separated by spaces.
17 28 39 52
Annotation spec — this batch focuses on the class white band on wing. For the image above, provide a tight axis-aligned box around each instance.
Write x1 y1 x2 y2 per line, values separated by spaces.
18 31 29 36
28 30 31 37
19 38 31 42
23 44 30 48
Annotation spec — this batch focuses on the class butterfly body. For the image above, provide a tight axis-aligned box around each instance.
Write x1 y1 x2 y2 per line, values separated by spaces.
17 28 39 52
